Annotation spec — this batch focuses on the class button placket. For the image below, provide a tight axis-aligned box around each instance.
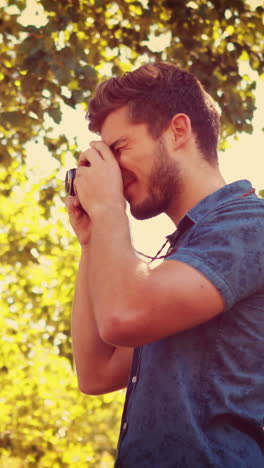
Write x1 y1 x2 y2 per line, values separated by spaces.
117 346 143 451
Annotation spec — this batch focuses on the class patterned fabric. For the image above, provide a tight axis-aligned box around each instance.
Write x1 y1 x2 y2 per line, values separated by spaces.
115 180 264 468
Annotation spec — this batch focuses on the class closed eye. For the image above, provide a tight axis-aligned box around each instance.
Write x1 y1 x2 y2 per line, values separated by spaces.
110 137 128 156
113 146 125 157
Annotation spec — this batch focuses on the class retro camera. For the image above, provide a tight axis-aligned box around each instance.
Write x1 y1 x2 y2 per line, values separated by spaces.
65 168 77 196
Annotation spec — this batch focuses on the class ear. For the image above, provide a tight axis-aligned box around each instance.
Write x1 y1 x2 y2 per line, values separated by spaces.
169 113 192 150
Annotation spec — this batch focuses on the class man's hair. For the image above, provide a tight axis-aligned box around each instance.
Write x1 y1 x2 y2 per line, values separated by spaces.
86 62 220 162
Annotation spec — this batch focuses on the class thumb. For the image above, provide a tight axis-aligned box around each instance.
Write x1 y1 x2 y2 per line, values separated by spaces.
65 195 81 212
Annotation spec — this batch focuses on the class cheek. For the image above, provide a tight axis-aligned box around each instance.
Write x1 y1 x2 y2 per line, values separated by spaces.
122 146 155 180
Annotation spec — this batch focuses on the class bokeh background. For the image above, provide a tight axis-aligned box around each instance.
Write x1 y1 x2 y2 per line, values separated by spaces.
0 0 263 466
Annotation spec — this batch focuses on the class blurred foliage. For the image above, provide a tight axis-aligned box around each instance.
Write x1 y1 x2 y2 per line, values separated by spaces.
0 0 263 165
0 160 124 466
0 0 263 466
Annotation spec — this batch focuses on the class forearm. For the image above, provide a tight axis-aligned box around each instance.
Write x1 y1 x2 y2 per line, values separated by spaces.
89 207 150 345
71 246 116 393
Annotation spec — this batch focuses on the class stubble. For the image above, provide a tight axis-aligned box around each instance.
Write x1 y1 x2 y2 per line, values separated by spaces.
130 138 183 220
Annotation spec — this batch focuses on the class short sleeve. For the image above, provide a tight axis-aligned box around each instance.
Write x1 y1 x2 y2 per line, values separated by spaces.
168 198 264 311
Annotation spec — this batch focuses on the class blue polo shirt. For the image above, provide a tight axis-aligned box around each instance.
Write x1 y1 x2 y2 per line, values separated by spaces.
115 180 264 467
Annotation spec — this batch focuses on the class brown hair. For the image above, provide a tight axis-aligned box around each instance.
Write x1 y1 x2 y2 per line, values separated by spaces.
86 62 220 162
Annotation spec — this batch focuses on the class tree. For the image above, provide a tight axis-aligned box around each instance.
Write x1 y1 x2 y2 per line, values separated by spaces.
0 0 263 168
0 0 263 466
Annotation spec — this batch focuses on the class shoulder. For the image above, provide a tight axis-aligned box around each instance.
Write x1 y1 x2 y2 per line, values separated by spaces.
193 193 264 233
169 194 264 312
184 194 264 256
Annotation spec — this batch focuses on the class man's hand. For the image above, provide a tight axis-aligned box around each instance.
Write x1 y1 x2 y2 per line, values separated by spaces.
65 195 91 247
74 141 126 219
66 141 126 246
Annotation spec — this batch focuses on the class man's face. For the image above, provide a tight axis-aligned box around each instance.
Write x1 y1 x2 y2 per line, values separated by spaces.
101 106 182 220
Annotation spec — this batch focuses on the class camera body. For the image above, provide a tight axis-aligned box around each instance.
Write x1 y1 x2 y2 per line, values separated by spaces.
65 168 76 196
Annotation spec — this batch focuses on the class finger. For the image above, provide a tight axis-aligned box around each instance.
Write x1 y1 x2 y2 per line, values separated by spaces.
78 155 91 167
75 166 92 188
73 195 81 207
65 196 76 215
78 150 92 167
65 195 80 212
90 140 115 162
65 196 74 211
66 196 84 221
78 147 103 167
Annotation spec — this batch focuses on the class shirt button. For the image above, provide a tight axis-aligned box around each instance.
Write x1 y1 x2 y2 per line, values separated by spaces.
123 422 128 431
132 376 137 384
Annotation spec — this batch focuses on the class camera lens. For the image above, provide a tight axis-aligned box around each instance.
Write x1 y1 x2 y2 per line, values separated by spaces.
65 168 77 196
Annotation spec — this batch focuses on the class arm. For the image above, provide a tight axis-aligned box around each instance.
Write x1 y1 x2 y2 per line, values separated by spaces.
66 179 133 395
71 244 133 395
88 207 224 348
73 140 224 348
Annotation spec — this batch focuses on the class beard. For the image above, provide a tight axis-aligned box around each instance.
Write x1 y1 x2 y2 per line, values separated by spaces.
130 138 183 220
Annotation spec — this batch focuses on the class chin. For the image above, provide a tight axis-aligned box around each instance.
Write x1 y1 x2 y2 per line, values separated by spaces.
130 201 164 220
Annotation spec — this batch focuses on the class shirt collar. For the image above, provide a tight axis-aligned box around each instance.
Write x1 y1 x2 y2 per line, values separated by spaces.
166 179 254 246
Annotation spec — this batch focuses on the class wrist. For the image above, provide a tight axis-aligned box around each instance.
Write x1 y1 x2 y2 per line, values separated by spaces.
90 203 132 254
89 201 127 225
80 242 91 254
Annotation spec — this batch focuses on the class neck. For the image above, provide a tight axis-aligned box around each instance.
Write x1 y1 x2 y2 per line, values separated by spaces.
166 162 226 226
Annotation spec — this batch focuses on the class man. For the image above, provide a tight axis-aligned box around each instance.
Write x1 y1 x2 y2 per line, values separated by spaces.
66 62 264 467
